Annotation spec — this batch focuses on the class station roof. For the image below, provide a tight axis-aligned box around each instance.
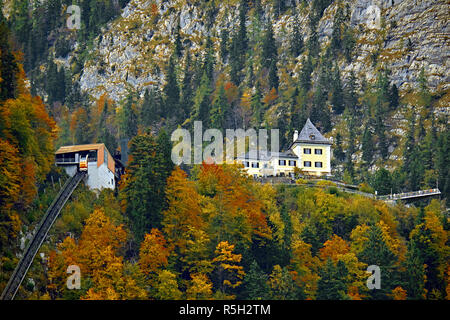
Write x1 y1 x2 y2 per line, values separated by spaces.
55 143 107 155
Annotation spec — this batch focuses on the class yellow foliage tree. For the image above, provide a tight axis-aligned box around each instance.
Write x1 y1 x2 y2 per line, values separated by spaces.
198 163 271 248
212 241 245 297
162 167 204 252
47 209 146 300
186 273 213 300
290 240 320 299
154 270 183 300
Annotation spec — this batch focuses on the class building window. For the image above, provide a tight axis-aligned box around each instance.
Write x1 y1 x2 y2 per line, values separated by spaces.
289 160 297 166
279 160 286 166
304 161 311 167
104 149 108 166
315 162 323 168
314 149 323 155
88 150 97 162
251 162 259 168
243 161 250 168
304 148 311 154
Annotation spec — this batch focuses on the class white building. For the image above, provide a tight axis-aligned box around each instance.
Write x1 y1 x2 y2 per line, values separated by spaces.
55 143 124 190
237 119 332 177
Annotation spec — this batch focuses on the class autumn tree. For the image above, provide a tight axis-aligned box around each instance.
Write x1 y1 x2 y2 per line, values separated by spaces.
48 209 147 300
198 163 271 250
319 235 368 299
162 167 203 250
139 228 170 279
162 167 211 277
290 240 320 299
408 200 448 299
212 241 245 298
186 273 213 300
154 270 183 300
268 265 299 300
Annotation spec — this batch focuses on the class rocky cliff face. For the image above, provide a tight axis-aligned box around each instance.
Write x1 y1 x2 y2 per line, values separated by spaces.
344 0 449 90
77 0 449 102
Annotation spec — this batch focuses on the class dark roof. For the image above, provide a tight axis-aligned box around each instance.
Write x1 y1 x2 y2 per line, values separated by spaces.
293 118 332 145
236 150 298 160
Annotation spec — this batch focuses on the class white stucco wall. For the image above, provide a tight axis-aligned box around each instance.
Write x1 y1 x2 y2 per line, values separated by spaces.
58 162 115 190
86 162 115 190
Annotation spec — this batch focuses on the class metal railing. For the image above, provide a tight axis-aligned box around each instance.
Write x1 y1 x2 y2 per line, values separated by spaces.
55 158 76 163
377 188 441 201
1 171 86 300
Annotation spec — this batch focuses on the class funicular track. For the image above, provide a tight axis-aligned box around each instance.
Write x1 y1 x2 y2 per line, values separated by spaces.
1 171 86 300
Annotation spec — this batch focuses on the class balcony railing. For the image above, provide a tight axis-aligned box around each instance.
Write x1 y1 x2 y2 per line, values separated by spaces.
55 158 76 163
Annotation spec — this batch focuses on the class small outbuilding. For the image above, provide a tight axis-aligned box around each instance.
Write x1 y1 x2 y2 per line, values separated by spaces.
55 143 124 190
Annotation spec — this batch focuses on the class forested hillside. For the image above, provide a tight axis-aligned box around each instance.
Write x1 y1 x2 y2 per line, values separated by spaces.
3 0 448 197
0 0 448 300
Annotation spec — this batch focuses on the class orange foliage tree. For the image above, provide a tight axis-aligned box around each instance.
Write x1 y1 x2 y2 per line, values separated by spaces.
48 209 146 300
162 167 204 252
197 163 272 249
0 39 56 249
139 228 170 277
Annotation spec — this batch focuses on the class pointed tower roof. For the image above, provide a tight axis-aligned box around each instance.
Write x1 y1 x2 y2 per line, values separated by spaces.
294 118 332 145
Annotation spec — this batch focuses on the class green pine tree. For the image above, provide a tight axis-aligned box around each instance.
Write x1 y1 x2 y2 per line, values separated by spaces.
241 261 270 300
220 29 229 63
362 126 374 165
121 93 138 138
290 20 304 57
250 83 263 127
299 55 313 92
334 132 345 162
210 82 228 130
331 63 344 114
268 59 279 91
174 20 183 57
262 19 277 65
317 259 350 300
359 225 398 299
191 72 212 125
403 241 426 299
163 53 181 119
120 131 173 241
